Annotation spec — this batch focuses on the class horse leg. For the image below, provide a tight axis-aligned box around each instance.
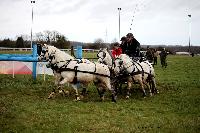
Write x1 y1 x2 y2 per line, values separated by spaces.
126 81 132 99
81 87 87 96
48 88 56 99
97 86 106 101
118 82 123 95
55 72 70 97
139 80 147 98
71 84 81 101
151 77 159 94
48 72 61 99
80 84 88 99
144 80 152 96
59 78 80 101
94 81 106 101
104 79 117 102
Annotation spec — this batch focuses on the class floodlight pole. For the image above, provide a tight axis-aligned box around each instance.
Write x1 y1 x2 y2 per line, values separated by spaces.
118 8 121 41
31 1 35 49
188 14 191 53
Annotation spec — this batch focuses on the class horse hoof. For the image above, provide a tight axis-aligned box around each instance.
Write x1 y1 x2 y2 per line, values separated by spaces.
126 95 130 99
59 90 64 96
112 99 117 103
80 95 84 99
64 90 70 96
150 93 153 97
76 97 81 101
48 92 55 99
101 96 105 101
112 97 117 103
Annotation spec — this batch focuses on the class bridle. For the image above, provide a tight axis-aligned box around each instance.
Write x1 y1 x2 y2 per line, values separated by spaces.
97 49 106 63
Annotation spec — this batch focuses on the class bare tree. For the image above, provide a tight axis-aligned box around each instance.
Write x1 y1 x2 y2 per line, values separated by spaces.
94 38 108 49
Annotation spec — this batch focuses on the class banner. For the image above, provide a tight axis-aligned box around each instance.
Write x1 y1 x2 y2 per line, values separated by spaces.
0 61 53 75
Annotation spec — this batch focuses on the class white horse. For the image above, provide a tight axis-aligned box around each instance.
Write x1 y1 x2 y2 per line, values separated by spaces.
97 48 125 94
114 54 158 98
97 48 159 97
38 44 75 98
38 44 117 102
97 48 114 69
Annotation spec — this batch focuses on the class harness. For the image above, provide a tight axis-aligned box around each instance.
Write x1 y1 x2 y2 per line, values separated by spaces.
41 47 111 84
115 57 150 81
54 58 111 83
61 62 110 83
97 49 115 69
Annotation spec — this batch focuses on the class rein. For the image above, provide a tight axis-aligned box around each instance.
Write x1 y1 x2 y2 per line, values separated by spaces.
42 46 111 80
52 58 111 79
116 57 150 78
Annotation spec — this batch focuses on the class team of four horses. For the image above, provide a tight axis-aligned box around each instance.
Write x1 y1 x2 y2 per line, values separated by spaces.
37 44 159 102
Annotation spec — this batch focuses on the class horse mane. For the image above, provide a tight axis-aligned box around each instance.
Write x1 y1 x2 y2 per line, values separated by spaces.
106 48 114 61
46 44 74 60
119 54 130 61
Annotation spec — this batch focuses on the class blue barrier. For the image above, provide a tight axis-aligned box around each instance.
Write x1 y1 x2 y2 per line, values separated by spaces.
76 45 82 59
0 43 38 79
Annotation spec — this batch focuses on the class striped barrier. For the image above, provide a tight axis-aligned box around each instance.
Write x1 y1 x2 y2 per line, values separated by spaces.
0 43 38 79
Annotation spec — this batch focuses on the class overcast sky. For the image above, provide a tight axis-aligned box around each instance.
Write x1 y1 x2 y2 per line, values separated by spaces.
0 0 200 46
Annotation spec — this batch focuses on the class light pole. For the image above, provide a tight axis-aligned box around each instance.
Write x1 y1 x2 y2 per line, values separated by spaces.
118 8 121 41
188 14 191 53
31 1 35 49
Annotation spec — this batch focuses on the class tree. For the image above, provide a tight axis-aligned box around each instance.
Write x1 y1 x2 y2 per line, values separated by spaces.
16 37 25 48
0 38 15 47
53 35 65 48
94 38 107 49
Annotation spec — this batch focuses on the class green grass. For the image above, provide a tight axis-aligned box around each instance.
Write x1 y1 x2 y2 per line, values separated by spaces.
0 55 200 132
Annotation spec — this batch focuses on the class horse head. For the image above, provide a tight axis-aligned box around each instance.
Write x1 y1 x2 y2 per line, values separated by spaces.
38 44 50 61
114 54 133 75
97 48 114 69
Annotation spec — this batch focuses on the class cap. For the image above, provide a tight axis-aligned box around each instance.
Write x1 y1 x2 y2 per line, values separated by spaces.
120 36 127 41
114 42 119 46
126 33 133 38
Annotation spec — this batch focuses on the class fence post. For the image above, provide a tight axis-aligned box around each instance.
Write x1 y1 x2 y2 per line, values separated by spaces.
32 43 37 80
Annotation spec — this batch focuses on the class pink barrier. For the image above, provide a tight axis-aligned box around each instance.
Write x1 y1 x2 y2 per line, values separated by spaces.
0 61 32 74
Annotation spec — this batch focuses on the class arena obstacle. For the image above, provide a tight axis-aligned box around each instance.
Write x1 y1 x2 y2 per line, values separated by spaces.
76 45 82 59
0 44 83 80
0 43 38 79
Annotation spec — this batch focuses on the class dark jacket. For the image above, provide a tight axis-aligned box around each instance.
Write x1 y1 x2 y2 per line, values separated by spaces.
125 38 140 57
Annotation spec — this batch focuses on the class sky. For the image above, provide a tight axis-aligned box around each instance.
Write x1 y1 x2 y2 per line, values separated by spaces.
0 0 200 46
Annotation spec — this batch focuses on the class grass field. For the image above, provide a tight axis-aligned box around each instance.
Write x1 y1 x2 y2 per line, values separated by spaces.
0 55 200 132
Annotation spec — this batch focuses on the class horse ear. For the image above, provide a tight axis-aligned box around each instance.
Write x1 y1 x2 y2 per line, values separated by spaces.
43 44 47 46
102 48 106 50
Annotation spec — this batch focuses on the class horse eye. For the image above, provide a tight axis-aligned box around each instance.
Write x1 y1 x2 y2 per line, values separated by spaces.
49 56 53 60
103 52 106 58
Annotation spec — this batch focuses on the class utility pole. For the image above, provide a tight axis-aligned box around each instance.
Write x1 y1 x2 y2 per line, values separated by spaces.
31 0 35 49
188 14 191 53
118 8 121 41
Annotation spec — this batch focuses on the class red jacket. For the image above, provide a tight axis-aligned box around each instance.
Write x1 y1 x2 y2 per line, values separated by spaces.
112 47 122 58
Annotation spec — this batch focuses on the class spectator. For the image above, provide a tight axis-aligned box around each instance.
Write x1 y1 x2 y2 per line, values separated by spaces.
153 49 159 65
123 33 141 57
120 36 127 54
160 48 168 68
70 46 75 57
146 46 154 63
112 42 122 59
